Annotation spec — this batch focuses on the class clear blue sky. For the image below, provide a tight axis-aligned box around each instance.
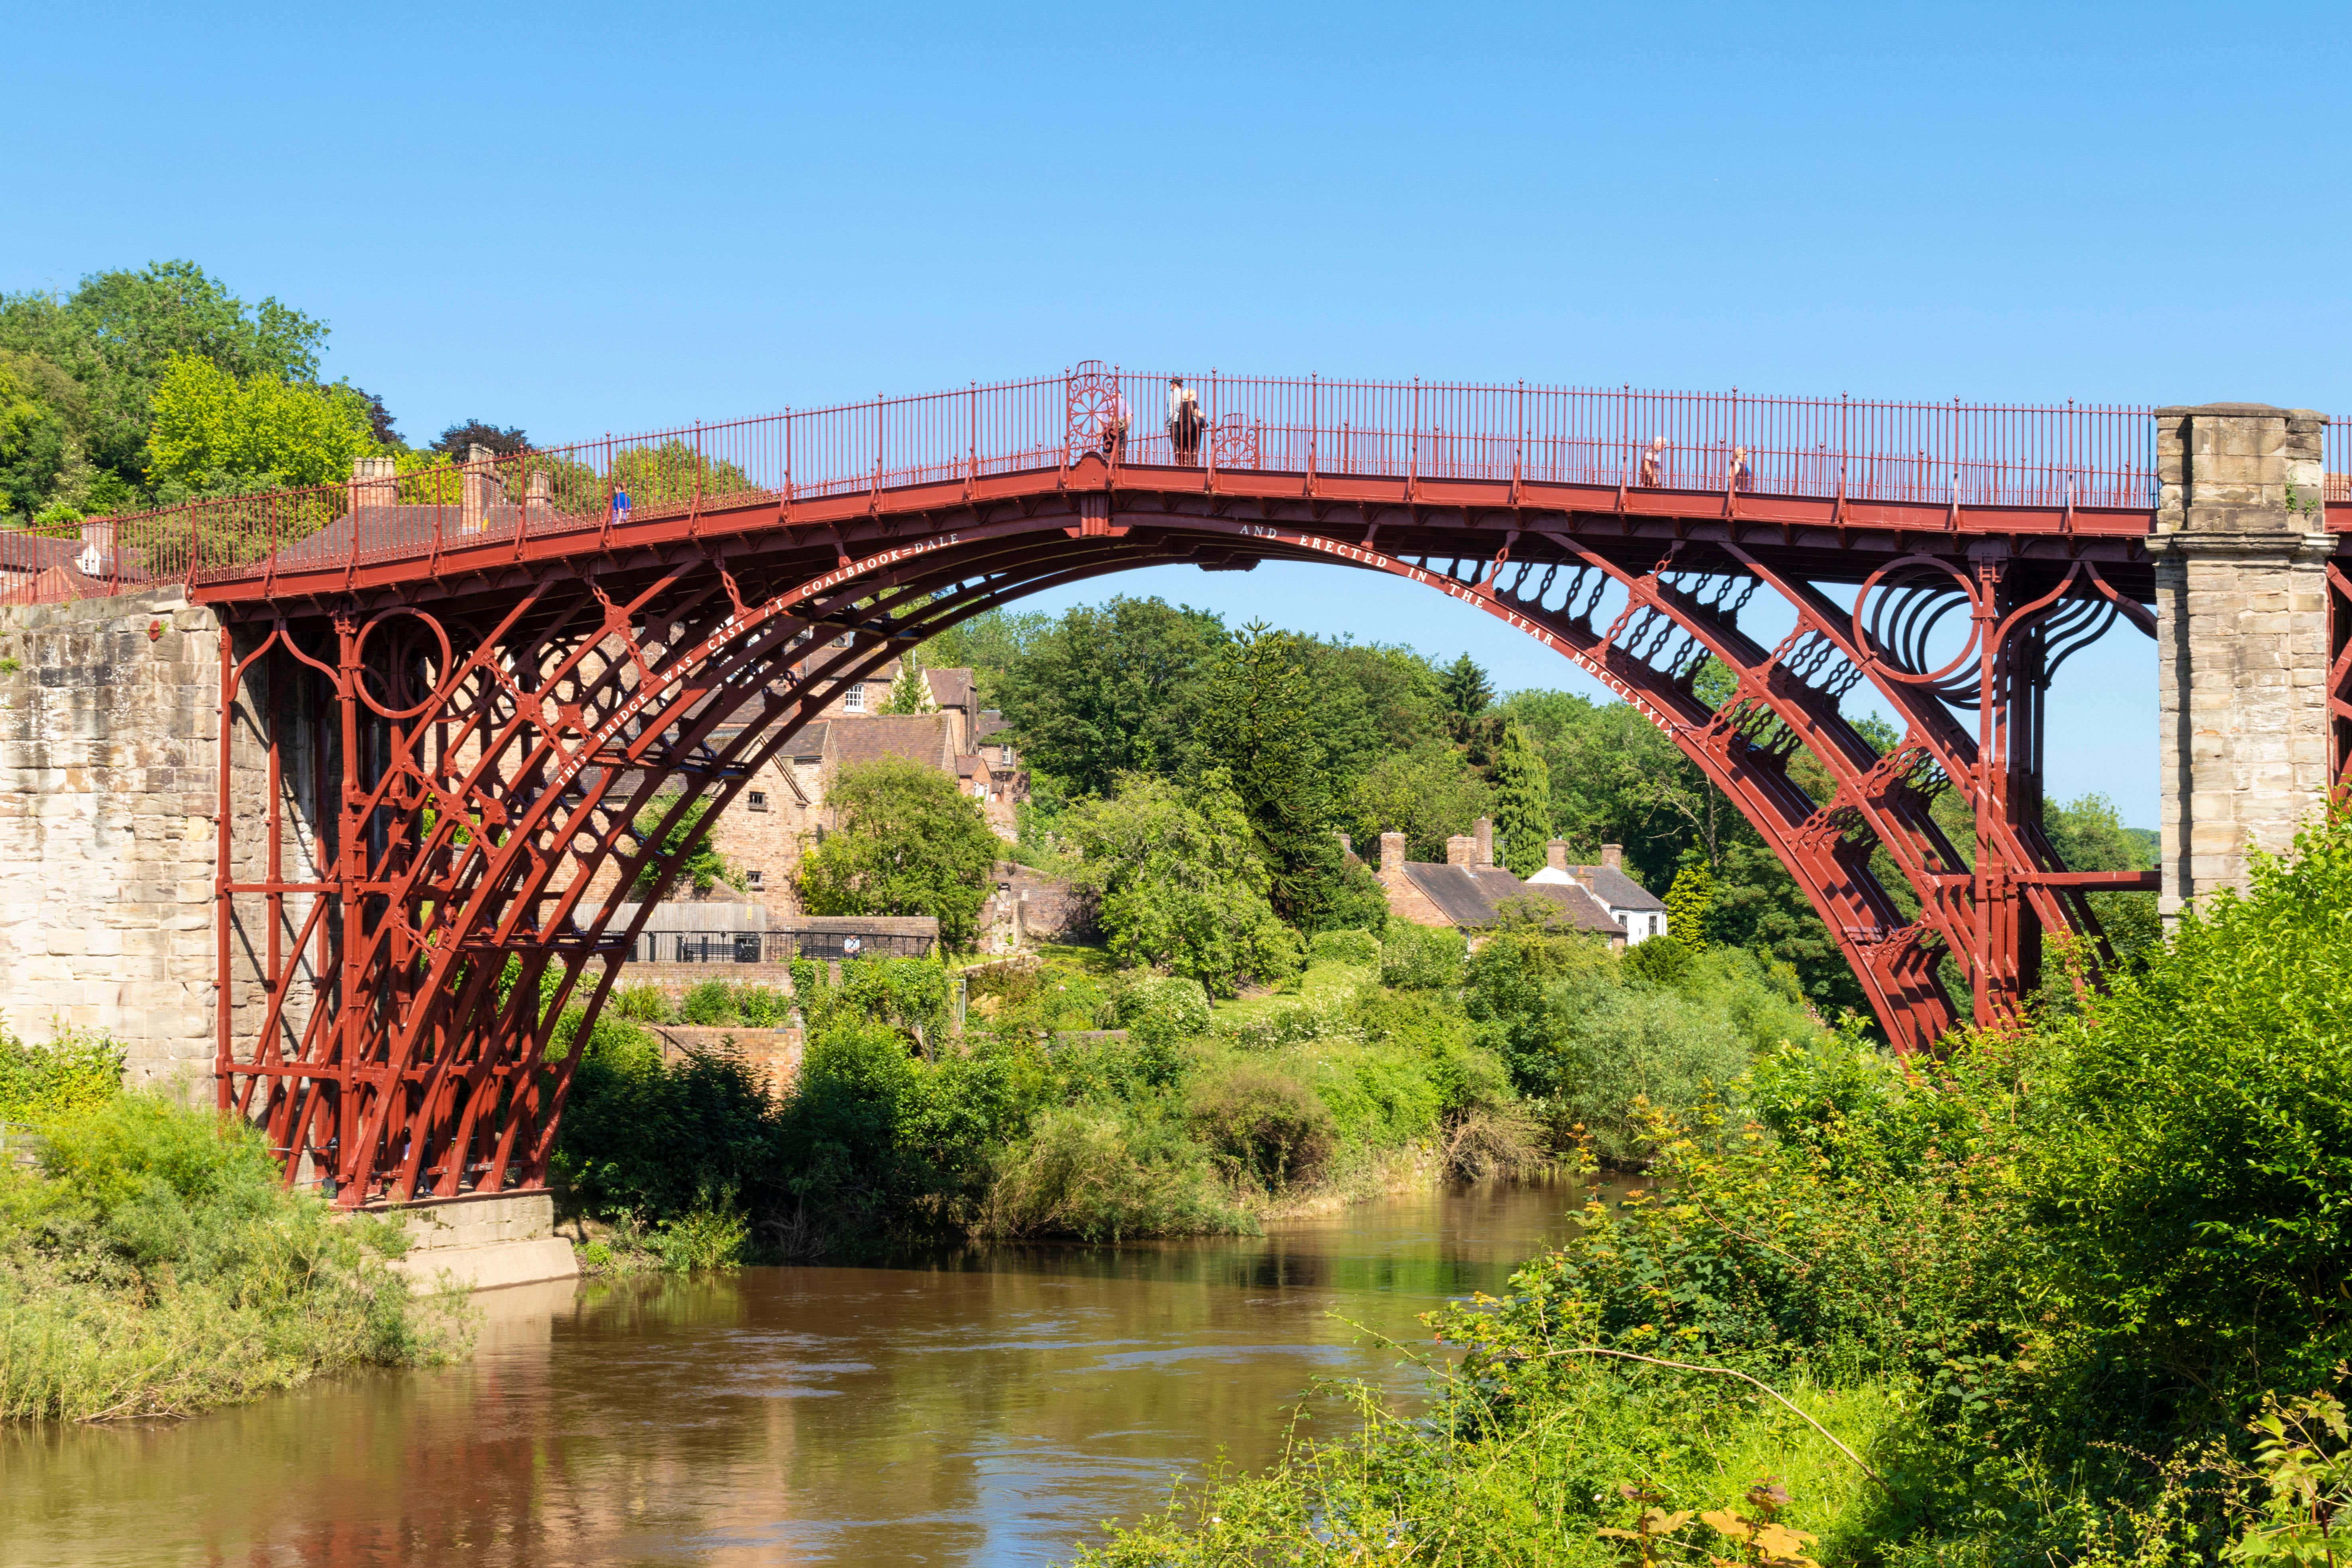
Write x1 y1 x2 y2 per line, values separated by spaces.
14 0 2350 826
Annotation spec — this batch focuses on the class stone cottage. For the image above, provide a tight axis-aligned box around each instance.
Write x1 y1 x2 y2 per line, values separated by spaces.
1373 817 1661 951
700 655 1028 920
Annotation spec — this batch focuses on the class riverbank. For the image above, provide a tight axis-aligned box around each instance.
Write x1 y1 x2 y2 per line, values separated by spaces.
0 1035 472 1422
0 1179 1597 1565
549 918 1821 1268
1075 814 2352 1567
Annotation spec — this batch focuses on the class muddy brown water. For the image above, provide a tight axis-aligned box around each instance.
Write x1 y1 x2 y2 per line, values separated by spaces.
2 1179 1610 1566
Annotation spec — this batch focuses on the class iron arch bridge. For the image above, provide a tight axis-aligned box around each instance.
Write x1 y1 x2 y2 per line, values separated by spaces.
45 363 2350 1207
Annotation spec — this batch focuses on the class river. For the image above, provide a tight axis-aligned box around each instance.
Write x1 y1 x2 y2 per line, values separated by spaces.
2 1179 1599 1566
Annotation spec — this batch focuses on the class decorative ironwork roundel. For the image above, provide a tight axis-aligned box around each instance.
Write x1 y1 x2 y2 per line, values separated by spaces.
1066 361 1121 451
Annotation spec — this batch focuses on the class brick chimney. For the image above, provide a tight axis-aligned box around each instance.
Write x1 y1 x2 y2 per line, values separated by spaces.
1474 817 1494 867
1444 834 1477 867
1380 832 1406 876
347 454 396 517
1546 838 1569 872
461 442 497 532
1600 843 1624 871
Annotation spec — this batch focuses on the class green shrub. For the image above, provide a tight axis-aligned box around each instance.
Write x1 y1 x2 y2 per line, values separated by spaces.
678 978 739 1026
549 1016 778 1225
2031 809 2352 1406
734 984 789 1028
1309 927 1381 968
795 957 950 1050
0 1023 125 1124
1620 932 1696 987
1379 921 1466 990
1 1093 465 1421
1188 1062 1338 1191
980 1106 1243 1241
1104 970 1213 1045
650 1188 750 1271
612 982 672 1023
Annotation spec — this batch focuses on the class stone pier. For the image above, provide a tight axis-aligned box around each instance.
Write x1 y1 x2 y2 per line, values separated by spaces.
2153 404 2335 917
0 590 237 1083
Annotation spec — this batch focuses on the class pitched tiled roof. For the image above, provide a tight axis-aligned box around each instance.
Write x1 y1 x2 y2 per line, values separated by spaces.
1399 861 1626 933
784 722 829 761
925 667 975 711
1522 880 1626 933
831 714 955 771
1569 864 1666 911
975 709 1011 742
1399 863 1503 928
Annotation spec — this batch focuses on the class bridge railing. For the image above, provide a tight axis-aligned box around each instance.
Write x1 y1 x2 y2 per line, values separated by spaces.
0 370 2163 604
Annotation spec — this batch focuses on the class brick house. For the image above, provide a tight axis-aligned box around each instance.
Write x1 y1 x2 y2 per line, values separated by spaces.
700 654 1029 921
1373 817 1651 951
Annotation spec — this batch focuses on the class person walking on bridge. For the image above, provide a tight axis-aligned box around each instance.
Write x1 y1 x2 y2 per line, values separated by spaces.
1168 376 1204 466
1098 388 1131 460
1638 436 1665 488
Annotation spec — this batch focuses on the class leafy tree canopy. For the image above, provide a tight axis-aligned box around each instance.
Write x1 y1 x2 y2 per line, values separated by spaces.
995 595 1227 798
1345 738 1494 864
1188 622 1387 935
431 418 528 460
797 757 998 948
0 351 79 521
1060 770 1302 995
0 260 328 491
144 354 380 495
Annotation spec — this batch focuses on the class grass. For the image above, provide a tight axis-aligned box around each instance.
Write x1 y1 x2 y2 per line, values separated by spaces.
1073 1341 1902 1566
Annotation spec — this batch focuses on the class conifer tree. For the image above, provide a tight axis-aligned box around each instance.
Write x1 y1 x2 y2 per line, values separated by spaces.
1491 720 1552 878
1664 849 1719 948
879 653 935 714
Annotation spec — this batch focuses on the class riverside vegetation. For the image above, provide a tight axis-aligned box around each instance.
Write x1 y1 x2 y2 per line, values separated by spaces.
1065 813 2352 1568
0 1025 468 1423
549 913 1821 1266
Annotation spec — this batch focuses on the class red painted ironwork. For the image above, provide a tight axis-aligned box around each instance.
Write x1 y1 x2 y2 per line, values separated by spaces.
2 363 2218 1199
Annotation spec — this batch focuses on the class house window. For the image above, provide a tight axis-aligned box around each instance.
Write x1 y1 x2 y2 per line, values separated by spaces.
843 684 865 713
746 869 764 889
748 790 768 811
999 744 1013 765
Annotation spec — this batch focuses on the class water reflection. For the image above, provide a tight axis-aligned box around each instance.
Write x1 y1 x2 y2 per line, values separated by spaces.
1 1179 1602 1567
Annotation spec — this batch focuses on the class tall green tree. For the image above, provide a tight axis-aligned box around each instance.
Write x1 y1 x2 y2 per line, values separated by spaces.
797 757 998 948
1189 622 1385 934
1345 739 1494 863
1490 720 1553 877
994 596 1225 797
878 653 935 714
0 351 78 522
1059 770 1302 994
0 260 329 498
1436 652 1496 758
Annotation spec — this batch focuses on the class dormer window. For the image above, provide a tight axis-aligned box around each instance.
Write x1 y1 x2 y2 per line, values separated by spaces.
843 684 865 713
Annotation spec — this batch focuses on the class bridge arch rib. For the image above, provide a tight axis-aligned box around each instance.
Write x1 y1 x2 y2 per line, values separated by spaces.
216 497 2155 1207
